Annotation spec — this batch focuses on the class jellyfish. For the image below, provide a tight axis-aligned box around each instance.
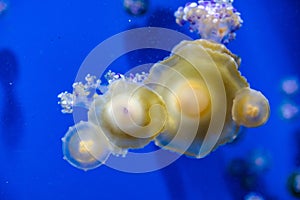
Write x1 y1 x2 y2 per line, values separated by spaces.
281 76 299 95
174 0 243 44
144 39 267 158
123 0 149 16
232 88 270 128
88 79 168 149
58 39 270 169
61 121 112 171
246 149 271 174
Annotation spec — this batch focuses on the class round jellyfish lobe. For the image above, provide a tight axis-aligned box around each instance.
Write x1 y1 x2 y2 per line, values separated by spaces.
88 79 167 149
232 88 270 128
62 121 112 171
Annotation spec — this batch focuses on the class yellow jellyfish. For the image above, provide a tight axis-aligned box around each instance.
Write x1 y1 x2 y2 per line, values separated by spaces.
232 87 270 127
145 39 256 158
62 121 112 171
88 79 167 149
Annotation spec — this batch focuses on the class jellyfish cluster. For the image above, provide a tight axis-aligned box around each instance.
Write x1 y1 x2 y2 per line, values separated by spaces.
58 0 270 171
175 0 243 44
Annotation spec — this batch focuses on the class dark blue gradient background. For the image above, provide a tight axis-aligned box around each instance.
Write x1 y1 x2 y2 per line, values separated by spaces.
0 0 299 199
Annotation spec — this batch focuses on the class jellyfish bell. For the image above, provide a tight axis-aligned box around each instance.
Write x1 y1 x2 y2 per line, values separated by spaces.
232 88 270 128
145 39 249 158
88 79 167 149
62 121 112 171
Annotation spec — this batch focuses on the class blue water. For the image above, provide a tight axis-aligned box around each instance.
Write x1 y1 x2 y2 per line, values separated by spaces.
0 0 299 199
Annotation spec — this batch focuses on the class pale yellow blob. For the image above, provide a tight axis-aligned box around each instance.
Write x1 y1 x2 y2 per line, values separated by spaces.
62 121 112 171
232 87 270 127
79 140 94 154
88 79 167 149
175 79 210 117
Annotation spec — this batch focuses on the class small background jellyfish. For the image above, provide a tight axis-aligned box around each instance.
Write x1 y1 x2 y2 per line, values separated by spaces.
226 149 274 199
0 0 7 14
123 0 149 16
279 76 300 120
281 77 299 95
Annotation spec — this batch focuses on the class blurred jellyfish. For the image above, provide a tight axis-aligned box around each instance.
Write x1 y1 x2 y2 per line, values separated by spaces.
244 192 265 200
175 0 243 44
287 171 300 198
0 0 7 14
124 0 149 16
227 150 271 193
281 77 299 95
246 149 271 174
280 102 299 120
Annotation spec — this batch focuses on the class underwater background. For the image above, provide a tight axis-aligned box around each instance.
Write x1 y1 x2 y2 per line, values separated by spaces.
0 0 299 199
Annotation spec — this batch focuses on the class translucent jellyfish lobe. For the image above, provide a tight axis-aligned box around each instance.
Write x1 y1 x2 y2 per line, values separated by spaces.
62 121 112 171
232 88 270 127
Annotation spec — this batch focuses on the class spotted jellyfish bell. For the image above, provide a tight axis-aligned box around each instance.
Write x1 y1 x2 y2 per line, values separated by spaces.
88 79 168 149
